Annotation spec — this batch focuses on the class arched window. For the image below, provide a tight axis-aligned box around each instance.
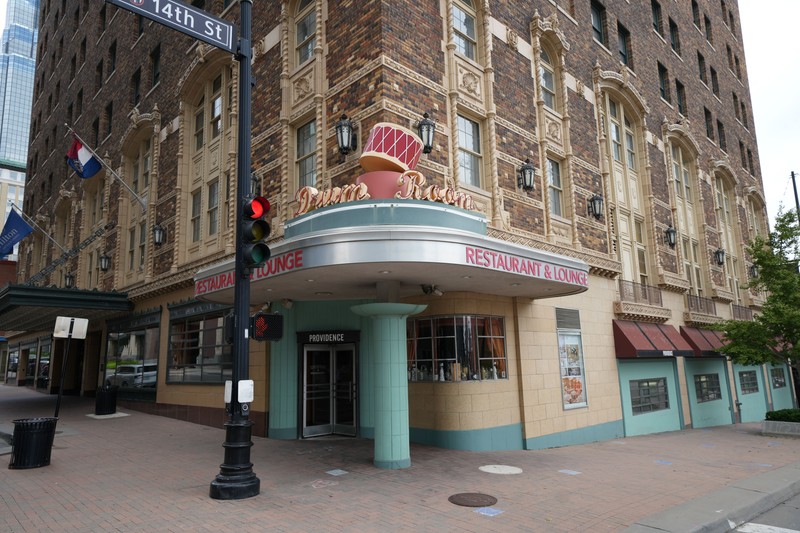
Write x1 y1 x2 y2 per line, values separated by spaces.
747 196 767 238
668 139 703 296
182 62 235 265
453 0 478 61
539 46 558 111
295 0 316 66
716 174 741 303
602 94 647 286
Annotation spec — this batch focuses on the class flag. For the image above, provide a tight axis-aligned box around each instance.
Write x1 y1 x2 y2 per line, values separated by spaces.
66 138 102 179
0 209 34 256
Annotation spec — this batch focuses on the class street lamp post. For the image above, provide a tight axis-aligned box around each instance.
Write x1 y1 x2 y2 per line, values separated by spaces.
209 0 260 500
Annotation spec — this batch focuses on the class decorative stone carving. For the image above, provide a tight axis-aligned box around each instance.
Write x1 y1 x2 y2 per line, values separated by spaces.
546 117 562 143
614 301 672 323
460 69 481 97
506 28 518 50
294 75 313 102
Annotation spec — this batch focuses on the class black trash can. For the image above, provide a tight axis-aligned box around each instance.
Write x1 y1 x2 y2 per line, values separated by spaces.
8 417 58 469
95 386 118 416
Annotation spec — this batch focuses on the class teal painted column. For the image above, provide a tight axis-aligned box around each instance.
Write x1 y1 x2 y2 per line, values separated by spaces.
351 303 426 469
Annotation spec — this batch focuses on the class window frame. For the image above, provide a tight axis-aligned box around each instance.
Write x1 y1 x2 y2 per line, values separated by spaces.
591 0 607 47
296 119 317 189
453 0 478 61
547 157 564 217
456 114 483 189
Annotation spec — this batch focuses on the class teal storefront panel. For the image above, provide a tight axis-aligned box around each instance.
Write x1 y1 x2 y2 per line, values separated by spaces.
733 363 769 423
684 358 733 428
767 364 795 411
618 359 682 437
268 300 370 439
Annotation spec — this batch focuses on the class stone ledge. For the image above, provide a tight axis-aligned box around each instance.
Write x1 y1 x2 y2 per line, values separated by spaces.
762 420 800 438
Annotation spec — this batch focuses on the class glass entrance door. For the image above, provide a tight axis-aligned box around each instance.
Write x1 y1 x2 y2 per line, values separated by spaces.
303 344 356 438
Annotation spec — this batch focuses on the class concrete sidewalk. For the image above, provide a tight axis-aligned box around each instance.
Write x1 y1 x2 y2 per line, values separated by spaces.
1 385 799 532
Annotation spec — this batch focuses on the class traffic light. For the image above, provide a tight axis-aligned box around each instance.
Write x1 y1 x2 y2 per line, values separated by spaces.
241 196 271 269
250 312 284 341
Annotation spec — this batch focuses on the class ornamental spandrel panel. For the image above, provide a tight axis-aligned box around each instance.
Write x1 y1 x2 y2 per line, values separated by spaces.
683 311 723 326
192 154 204 183
209 144 220 172
712 287 735 303
550 218 572 246
543 110 564 148
456 58 485 107
613 301 672 323
291 64 316 111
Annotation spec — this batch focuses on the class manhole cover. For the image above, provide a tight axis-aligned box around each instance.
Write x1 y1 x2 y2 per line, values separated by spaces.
448 493 498 507
479 464 522 475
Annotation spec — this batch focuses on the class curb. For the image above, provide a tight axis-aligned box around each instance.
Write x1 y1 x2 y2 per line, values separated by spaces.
623 461 800 532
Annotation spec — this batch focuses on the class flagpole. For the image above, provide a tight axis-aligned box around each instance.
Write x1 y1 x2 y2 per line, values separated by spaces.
64 124 147 212
10 202 68 254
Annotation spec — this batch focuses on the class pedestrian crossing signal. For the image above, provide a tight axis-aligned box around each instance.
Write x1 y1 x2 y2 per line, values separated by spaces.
250 312 283 341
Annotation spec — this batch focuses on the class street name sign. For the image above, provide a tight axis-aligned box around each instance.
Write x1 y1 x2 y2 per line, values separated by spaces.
106 0 236 54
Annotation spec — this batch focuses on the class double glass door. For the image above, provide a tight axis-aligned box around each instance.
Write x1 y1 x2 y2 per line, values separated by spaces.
303 344 356 438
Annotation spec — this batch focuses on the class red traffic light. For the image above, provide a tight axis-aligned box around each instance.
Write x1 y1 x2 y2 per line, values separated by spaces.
251 312 283 341
244 196 270 219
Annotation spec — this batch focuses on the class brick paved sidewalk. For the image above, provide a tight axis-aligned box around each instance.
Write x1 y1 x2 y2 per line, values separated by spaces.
1 384 799 532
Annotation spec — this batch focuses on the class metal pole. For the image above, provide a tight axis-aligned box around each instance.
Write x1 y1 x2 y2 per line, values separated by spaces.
53 319 74 419
792 171 800 224
209 0 259 500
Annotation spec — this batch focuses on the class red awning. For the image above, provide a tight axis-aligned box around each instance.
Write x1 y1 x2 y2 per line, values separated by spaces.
680 327 727 356
613 320 695 358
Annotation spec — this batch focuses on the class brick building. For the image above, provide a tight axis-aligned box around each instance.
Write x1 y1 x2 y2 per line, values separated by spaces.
0 0 794 465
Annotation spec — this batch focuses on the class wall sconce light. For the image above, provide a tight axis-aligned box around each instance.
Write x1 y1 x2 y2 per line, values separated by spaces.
99 253 111 272
281 298 294 309
64 273 75 289
417 112 436 154
421 284 444 297
335 114 357 155
587 194 604 220
714 248 726 266
664 223 677 249
153 224 165 246
749 264 759 279
518 159 535 191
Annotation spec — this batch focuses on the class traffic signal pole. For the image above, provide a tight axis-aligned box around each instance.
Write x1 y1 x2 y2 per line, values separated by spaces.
210 0 260 500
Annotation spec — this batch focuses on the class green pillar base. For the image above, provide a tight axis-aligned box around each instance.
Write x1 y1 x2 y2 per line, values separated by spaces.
351 303 426 470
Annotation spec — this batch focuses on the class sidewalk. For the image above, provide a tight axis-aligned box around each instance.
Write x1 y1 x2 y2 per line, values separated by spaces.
1 384 799 533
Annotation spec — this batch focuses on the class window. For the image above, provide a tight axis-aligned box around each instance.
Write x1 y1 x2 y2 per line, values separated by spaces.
721 0 728 25
704 14 713 44
676 80 687 115
717 120 726 152
771 368 787 388
457 115 482 188
194 96 205 151
747 149 755 175
651 0 662 35
70 54 76 78
209 75 223 140
95 60 103 92
591 1 607 46
296 120 317 188
138 221 146 269
76 89 83 116
692 1 701 27
697 52 707 84
733 93 740 120
738 370 759 394
539 48 557 110
136 14 144 36
734 55 741 79
740 102 748 128
739 140 747 169
547 158 563 217
105 101 113 137
130 138 151 193
695 374 722 402
630 378 669 414
109 41 117 73
168 307 233 384
105 320 160 393
295 0 315 64
132 68 141 106
671 143 693 201
710 67 719 96
190 190 201 242
453 0 478 60
618 23 631 67
150 45 160 87
658 62 670 102
99 4 106 31
207 180 219 236
726 44 734 70
556 308 587 409
704 108 714 140
79 38 86 65
668 19 680 55
127 227 136 270
406 315 507 382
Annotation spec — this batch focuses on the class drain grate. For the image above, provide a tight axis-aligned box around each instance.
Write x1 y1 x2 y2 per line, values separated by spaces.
448 493 498 507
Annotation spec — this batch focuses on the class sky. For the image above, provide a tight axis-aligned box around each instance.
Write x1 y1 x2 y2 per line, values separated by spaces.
0 0 796 225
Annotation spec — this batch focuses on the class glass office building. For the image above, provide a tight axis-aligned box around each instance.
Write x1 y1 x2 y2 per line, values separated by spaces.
0 0 38 260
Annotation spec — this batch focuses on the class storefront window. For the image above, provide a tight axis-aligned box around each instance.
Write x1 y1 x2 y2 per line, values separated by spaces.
556 308 587 409
168 306 232 383
36 342 51 390
630 377 669 414
770 368 786 388
106 312 161 399
406 315 506 382
5 349 19 383
694 373 721 402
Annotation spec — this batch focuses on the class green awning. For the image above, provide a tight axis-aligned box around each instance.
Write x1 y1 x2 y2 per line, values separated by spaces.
0 284 132 335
